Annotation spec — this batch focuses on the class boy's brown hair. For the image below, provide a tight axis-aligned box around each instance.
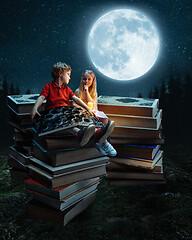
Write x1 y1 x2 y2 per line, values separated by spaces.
51 62 71 80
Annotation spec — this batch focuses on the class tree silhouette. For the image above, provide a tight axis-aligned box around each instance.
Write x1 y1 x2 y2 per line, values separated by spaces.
0 75 12 145
15 84 20 95
153 86 159 99
148 74 192 143
148 89 153 99
137 92 142 98
10 82 15 95
159 80 168 139
182 74 192 139
2 76 8 96
159 81 167 109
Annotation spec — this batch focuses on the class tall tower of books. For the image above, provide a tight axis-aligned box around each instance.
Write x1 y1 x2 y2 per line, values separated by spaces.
7 94 109 226
97 96 165 186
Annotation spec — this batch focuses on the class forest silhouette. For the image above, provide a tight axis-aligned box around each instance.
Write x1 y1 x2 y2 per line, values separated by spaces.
0 74 192 146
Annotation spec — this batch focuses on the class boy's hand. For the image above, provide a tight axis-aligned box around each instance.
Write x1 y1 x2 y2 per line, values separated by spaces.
87 108 95 116
31 108 41 121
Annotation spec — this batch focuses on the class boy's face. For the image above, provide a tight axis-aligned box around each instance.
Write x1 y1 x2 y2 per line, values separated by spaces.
60 70 71 84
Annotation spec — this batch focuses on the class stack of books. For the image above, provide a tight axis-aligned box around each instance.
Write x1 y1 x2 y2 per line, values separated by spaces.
7 94 109 226
98 96 165 186
26 178 99 226
7 94 43 180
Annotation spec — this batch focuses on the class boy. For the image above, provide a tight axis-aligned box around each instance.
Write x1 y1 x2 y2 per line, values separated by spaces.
31 62 115 147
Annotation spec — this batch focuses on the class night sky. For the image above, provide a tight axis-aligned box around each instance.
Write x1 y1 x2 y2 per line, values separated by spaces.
0 0 191 97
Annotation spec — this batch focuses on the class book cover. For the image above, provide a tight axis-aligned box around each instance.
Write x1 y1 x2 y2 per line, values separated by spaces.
110 150 163 169
98 96 159 117
33 106 104 137
7 94 46 114
106 109 162 129
29 155 109 176
106 166 164 181
111 126 162 139
114 144 160 160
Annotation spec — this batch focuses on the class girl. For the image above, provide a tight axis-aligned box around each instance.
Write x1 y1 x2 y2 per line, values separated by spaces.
75 70 117 156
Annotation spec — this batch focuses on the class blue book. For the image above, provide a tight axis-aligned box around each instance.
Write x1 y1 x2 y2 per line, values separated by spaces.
114 144 160 160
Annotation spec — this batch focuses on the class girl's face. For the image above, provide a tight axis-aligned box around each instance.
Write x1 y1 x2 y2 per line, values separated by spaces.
81 73 93 88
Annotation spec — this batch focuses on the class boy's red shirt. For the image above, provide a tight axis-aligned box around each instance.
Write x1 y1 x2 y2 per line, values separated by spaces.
40 80 75 110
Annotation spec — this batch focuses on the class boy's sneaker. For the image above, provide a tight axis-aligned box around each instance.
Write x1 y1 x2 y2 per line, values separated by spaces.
77 125 95 146
100 141 117 157
95 120 115 144
95 143 108 156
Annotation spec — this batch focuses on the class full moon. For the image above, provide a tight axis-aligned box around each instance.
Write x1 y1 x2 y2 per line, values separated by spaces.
88 9 160 81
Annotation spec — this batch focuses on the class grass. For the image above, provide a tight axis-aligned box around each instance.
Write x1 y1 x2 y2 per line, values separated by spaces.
0 142 192 240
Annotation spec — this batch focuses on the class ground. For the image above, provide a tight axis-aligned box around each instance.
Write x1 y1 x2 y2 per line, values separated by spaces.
0 142 192 240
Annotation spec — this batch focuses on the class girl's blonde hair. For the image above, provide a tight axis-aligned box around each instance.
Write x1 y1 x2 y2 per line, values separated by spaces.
79 70 98 109
51 62 71 80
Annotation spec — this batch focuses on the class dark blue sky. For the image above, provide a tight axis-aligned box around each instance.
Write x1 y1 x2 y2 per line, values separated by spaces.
0 0 191 97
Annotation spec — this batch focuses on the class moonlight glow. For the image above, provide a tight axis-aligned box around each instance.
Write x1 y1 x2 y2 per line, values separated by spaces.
88 9 160 81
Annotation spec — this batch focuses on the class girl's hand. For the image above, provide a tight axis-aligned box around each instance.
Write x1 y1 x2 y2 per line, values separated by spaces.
83 85 88 91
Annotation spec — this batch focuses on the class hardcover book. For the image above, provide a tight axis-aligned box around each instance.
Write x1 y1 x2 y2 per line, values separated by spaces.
111 137 164 145
12 144 32 156
27 191 96 226
10 169 30 181
8 119 33 135
9 146 32 165
106 109 162 129
8 105 33 125
8 156 28 171
33 106 104 137
106 166 164 181
14 128 33 142
108 155 163 171
108 179 166 186
114 144 160 160
32 140 103 166
111 126 162 139
25 177 100 199
30 183 99 211
7 94 45 114
29 156 109 176
33 134 83 151
28 164 106 188
97 96 159 117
